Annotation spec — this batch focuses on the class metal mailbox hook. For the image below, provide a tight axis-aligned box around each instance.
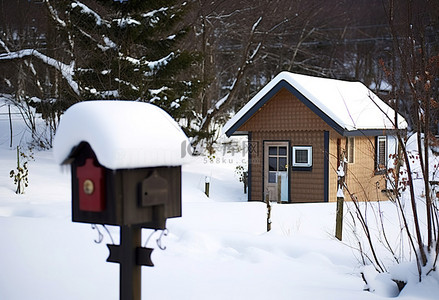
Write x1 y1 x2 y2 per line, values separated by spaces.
156 229 168 250
91 224 115 244
91 224 104 243
143 228 168 250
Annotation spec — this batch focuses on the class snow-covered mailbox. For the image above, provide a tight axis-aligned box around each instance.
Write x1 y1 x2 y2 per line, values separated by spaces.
54 101 189 299
53 100 188 228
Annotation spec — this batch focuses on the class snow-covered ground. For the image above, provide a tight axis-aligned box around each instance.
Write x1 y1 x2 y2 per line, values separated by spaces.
1 99 438 299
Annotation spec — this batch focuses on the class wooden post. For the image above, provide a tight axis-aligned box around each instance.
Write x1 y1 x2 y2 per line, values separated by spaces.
243 171 248 194
265 193 271 232
8 105 12 148
335 195 344 241
107 225 154 300
277 175 281 203
335 151 347 241
120 225 141 300
205 176 210 197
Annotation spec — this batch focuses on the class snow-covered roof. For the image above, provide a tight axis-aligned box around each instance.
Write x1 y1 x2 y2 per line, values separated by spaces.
224 71 407 137
53 101 190 169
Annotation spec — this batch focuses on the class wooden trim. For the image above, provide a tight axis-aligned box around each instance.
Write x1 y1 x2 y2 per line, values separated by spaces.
287 140 291 203
248 132 252 201
262 140 265 201
324 131 329 202
343 129 398 137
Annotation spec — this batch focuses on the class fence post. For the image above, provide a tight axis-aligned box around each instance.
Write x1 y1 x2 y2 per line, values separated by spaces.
335 154 347 241
265 193 271 232
243 171 248 194
205 176 210 197
335 195 344 240
277 175 281 203
8 105 12 148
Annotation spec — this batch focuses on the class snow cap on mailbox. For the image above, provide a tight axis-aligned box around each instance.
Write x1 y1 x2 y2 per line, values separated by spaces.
53 100 190 228
54 100 190 169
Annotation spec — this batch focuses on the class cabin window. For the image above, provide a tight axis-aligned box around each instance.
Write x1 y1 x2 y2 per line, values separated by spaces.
347 137 355 163
268 146 288 183
292 146 312 167
376 136 387 171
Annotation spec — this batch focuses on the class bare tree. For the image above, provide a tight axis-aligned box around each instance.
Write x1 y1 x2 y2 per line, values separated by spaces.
184 0 352 147
343 0 439 286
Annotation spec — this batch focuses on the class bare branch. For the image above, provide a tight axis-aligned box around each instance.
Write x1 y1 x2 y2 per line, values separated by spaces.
0 49 79 95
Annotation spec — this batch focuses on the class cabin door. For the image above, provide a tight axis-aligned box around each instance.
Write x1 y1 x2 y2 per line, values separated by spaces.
264 142 289 202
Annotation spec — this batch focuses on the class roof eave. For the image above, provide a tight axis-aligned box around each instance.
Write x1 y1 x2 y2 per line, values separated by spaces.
227 130 249 136
342 128 406 137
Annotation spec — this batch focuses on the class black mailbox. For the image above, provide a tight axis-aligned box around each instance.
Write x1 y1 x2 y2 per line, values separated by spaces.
68 141 181 229
54 100 189 229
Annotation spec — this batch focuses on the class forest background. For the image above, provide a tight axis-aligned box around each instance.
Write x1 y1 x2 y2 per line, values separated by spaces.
0 0 438 149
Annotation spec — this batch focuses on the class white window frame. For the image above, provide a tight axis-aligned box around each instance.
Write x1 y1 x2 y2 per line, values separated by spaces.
376 136 387 171
292 146 312 167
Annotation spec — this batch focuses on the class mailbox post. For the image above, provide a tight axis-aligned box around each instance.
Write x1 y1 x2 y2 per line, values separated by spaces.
54 101 190 300
109 225 143 300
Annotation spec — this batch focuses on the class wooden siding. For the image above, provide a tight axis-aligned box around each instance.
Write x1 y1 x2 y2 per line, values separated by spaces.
240 87 388 203
241 88 333 203
248 131 263 200
239 88 329 132
339 136 388 201
290 131 325 202
249 131 328 202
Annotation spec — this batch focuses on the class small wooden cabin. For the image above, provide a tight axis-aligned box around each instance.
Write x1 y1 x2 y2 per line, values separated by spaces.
223 72 407 203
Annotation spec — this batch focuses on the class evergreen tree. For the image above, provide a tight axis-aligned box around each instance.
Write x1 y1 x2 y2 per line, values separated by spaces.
68 0 201 120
